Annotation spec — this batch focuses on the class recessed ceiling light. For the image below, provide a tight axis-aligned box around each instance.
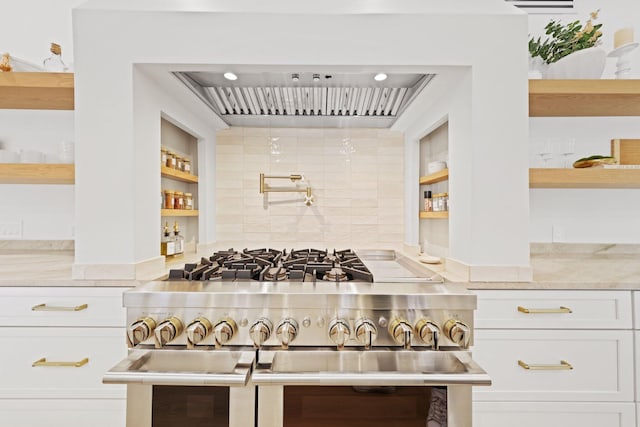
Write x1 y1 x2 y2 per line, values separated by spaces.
313 74 320 82
374 73 388 82
223 72 238 81
291 73 300 82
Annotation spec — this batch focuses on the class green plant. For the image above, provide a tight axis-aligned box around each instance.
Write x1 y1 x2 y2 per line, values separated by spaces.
529 10 603 64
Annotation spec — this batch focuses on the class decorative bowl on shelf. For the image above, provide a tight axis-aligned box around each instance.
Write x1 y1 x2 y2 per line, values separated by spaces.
542 47 607 79
427 160 447 174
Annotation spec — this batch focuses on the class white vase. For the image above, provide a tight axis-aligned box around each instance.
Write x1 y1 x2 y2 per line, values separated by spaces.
542 47 607 79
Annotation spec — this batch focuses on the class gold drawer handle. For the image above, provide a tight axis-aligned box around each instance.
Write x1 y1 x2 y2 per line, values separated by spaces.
517 306 572 314
518 360 573 370
32 303 88 312
32 357 89 368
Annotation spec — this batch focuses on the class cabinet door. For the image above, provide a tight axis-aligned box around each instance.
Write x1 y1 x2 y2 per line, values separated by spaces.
0 327 126 399
0 287 127 327
0 399 125 427
474 290 632 329
472 329 634 402
474 402 636 427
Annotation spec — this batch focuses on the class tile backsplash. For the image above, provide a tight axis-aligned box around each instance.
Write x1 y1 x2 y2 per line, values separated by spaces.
215 127 404 250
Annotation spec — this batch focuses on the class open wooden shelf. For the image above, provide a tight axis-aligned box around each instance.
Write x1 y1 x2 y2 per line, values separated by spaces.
419 168 449 185
161 209 199 217
0 72 74 110
529 79 640 117
161 166 198 183
419 211 449 219
0 163 74 184
529 168 640 188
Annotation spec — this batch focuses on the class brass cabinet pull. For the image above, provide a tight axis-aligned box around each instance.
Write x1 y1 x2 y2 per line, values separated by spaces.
518 360 573 370
517 305 572 314
32 357 89 368
31 303 88 312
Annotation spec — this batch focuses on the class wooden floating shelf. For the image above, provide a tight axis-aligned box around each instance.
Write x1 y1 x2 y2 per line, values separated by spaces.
161 209 199 217
419 169 449 185
0 163 74 184
529 79 640 117
529 168 640 189
0 72 74 110
419 211 449 219
161 166 198 183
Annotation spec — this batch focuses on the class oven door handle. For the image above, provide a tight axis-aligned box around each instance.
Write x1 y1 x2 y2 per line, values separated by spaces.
103 350 254 387
252 351 491 387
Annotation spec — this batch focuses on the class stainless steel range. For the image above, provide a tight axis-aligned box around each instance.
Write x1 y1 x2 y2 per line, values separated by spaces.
104 249 489 427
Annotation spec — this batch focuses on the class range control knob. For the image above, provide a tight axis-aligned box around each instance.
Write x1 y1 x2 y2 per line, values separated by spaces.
213 318 238 349
388 319 413 349
354 318 378 349
443 319 470 349
127 317 157 347
249 318 273 348
276 318 299 349
154 317 184 348
328 318 351 349
186 317 213 349
415 319 440 349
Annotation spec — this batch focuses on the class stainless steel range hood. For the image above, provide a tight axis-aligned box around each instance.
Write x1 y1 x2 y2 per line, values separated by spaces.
174 71 434 128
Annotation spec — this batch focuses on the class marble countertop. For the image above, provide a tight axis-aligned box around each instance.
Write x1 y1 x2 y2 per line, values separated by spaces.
0 243 638 290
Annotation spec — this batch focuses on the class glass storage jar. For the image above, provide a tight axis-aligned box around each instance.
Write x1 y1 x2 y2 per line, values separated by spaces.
166 151 177 169
174 191 185 210
163 190 175 209
184 193 193 210
161 148 168 167
183 159 191 174
176 156 184 172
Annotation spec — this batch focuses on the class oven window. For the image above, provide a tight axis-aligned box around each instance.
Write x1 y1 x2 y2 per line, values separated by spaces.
152 386 229 427
283 386 446 427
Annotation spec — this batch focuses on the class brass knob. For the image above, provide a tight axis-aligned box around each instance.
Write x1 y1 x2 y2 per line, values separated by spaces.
154 317 184 348
186 317 213 349
276 318 299 349
213 318 238 349
249 318 273 348
354 318 377 349
443 319 470 349
127 317 156 347
388 319 412 349
328 319 351 349
415 319 440 349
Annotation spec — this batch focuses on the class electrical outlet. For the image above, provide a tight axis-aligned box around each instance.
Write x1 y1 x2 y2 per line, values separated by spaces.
0 222 23 239
552 225 565 242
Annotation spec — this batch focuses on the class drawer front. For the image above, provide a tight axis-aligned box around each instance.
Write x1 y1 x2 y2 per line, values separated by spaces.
0 287 127 327
474 402 636 427
0 327 127 399
474 290 632 329
472 329 634 402
0 399 125 427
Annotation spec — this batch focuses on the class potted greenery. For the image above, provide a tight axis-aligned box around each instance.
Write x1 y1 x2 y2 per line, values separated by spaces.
529 10 606 79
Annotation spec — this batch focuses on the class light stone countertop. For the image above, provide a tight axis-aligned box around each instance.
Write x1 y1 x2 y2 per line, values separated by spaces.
0 243 638 290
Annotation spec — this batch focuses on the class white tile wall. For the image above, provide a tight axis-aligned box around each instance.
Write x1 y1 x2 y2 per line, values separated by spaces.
215 127 404 249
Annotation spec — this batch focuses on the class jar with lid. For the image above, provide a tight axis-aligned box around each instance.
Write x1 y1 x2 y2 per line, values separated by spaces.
163 190 175 209
161 148 168 168
183 158 191 174
184 193 194 210
176 156 184 172
442 192 449 211
432 193 442 212
174 191 185 210
423 190 432 212
166 151 177 169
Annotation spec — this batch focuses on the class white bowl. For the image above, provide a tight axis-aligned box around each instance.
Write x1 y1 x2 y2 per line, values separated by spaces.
427 160 447 174
543 47 606 79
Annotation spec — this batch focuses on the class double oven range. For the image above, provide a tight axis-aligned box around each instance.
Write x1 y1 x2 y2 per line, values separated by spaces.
104 248 490 427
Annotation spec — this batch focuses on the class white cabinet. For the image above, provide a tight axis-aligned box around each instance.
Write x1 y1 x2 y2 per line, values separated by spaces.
472 289 636 427
474 402 636 427
0 287 128 427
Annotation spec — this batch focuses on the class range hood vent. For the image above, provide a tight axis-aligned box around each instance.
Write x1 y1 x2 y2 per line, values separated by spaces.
174 72 434 128
505 0 573 13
